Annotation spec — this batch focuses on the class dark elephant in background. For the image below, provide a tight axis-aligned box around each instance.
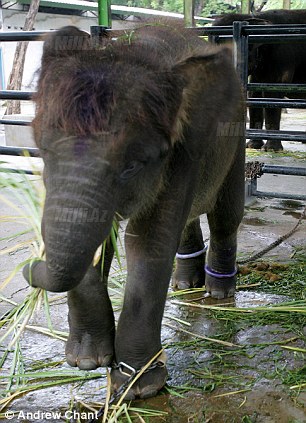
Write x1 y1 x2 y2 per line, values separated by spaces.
214 9 306 151
23 24 245 399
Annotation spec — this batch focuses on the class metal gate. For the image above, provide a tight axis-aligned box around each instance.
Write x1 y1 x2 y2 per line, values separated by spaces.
0 24 306 200
0 30 48 172
200 22 306 201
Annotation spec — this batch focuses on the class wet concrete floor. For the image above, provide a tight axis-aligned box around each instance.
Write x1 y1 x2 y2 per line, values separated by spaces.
0 110 305 422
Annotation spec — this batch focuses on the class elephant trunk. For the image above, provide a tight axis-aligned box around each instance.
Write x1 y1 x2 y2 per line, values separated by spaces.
26 189 115 292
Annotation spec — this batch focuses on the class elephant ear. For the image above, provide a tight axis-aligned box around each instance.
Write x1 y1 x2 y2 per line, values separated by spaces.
170 48 234 158
41 26 91 66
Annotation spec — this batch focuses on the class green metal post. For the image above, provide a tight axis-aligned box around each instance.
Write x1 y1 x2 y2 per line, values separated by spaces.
241 0 250 14
98 0 112 28
184 0 194 27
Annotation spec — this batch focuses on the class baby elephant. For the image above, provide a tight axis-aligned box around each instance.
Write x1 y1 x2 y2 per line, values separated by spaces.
23 24 245 399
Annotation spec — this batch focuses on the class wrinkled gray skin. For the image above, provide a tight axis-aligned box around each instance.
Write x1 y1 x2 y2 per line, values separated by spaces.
23 25 245 399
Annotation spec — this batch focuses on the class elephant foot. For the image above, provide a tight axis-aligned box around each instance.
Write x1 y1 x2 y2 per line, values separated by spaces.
111 364 168 400
205 275 236 299
246 139 264 149
66 329 114 370
172 254 206 290
205 266 236 299
261 141 283 152
66 267 115 370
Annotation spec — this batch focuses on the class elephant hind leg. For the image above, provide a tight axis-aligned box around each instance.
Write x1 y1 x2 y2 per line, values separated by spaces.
172 217 206 290
206 150 245 299
66 242 115 370
204 241 237 299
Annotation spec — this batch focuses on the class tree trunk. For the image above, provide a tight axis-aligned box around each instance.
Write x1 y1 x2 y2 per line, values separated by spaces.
194 0 205 17
241 0 250 14
283 0 290 10
6 0 40 115
256 0 268 12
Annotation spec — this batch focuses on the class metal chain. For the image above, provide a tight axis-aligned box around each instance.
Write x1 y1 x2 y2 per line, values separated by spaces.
87 361 163 423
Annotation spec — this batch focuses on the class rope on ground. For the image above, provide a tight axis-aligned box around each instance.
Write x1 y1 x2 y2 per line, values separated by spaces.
237 205 305 265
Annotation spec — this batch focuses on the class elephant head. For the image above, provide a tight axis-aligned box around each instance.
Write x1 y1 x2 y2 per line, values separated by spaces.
24 25 214 292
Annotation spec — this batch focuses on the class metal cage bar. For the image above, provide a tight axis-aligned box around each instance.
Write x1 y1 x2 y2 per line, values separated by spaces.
0 31 51 41
247 98 306 108
0 25 305 203
247 129 306 142
248 83 306 93
230 22 306 201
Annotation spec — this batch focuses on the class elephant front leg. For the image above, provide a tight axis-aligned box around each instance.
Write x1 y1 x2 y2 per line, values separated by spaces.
173 217 206 290
112 201 193 397
111 241 172 398
66 243 115 370
111 150 198 398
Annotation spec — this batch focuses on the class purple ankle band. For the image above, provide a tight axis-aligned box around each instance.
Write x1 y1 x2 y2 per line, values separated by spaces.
205 264 237 279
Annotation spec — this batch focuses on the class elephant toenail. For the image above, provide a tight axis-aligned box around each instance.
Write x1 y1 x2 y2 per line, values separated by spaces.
77 358 99 370
176 281 190 290
66 354 77 367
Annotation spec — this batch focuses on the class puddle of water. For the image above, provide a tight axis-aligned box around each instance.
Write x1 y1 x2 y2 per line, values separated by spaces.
156 290 306 422
242 216 269 226
3 289 305 422
283 210 306 219
234 290 290 308
141 381 306 423
248 230 278 244
236 323 289 346
271 199 305 211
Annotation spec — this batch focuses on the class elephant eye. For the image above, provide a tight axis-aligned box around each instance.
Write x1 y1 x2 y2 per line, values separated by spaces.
120 160 144 180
